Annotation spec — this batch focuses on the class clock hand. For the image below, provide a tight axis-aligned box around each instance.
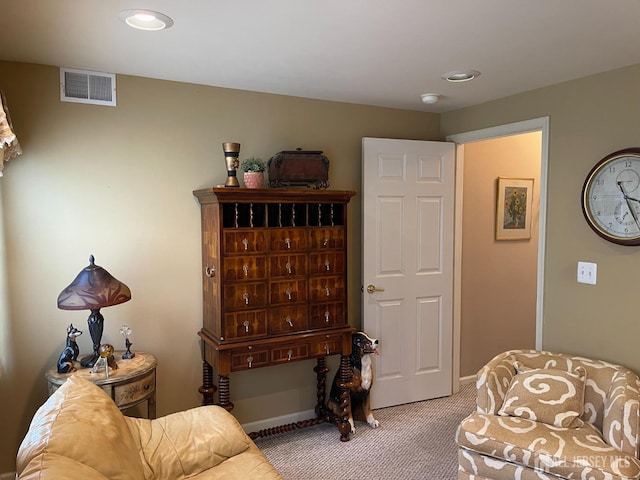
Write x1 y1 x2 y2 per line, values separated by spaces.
626 199 640 230
618 182 640 229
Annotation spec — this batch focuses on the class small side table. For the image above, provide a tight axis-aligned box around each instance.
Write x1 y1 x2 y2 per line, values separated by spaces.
45 351 157 419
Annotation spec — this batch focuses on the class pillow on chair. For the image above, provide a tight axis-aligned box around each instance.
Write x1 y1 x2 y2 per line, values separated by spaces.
498 366 586 428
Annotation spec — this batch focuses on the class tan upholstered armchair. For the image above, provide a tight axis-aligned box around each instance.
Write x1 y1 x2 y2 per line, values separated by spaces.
456 350 640 480
17 375 281 479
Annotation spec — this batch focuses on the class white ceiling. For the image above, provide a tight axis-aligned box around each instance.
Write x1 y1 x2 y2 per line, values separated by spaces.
1 0 639 113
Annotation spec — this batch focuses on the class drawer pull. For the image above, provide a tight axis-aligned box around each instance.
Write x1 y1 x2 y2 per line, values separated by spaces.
242 264 249 277
325 260 331 271
324 285 331 297
144 384 151 391
285 316 293 327
243 320 250 333
285 288 292 301
285 237 291 249
324 343 330 355
323 237 329 247
324 311 331 323
243 292 250 305
205 265 216 277
242 238 249 251
247 356 253 368
285 262 292 274
287 349 293 361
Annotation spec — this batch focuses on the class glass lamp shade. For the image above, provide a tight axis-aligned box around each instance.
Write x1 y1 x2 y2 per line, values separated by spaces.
57 255 131 367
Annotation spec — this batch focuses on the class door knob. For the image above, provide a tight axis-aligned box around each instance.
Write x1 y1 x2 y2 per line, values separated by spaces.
366 284 384 294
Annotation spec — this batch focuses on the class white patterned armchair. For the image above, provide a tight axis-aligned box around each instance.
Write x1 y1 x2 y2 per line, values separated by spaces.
456 350 640 480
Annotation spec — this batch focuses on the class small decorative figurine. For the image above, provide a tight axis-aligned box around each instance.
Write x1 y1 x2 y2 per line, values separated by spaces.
119 324 135 359
222 142 241 187
92 344 118 378
57 324 83 374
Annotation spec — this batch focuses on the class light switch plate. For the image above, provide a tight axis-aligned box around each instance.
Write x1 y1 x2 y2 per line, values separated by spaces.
577 261 597 285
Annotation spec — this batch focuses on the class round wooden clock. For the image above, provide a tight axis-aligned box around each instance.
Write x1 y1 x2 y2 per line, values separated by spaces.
582 147 640 245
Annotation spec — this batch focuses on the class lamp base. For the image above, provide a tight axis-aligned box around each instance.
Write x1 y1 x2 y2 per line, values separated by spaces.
80 351 99 368
81 308 104 368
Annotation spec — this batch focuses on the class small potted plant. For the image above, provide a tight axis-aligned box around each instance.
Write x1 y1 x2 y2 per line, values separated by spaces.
241 157 266 189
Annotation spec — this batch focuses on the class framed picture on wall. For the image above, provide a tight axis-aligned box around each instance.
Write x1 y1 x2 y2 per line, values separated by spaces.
496 177 534 240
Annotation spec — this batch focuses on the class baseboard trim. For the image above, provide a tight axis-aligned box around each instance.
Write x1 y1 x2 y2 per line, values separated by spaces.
459 375 476 386
241 408 316 434
242 377 475 433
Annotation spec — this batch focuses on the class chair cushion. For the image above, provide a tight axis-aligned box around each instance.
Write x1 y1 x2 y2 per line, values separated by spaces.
498 367 585 428
16 375 145 480
457 412 640 479
125 406 250 479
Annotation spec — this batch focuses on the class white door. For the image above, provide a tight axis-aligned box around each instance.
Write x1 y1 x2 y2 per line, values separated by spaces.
362 137 455 409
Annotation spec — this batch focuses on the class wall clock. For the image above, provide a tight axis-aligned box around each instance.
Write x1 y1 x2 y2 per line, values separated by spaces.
582 147 640 245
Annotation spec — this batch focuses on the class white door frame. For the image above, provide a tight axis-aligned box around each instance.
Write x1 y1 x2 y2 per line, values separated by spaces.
447 117 549 392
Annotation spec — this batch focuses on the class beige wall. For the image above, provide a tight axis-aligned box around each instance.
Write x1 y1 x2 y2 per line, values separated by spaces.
443 63 640 371
460 133 540 377
0 61 440 471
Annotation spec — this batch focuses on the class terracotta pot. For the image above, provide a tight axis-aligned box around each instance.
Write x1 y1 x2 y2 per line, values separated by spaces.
243 171 265 189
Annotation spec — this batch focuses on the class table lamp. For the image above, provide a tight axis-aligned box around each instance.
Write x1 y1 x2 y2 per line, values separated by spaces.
57 255 131 368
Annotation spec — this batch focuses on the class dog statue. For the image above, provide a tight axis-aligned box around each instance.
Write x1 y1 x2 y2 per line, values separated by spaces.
57 323 82 374
327 331 380 433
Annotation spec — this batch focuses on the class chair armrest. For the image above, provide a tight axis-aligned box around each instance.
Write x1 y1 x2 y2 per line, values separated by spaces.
476 351 518 414
125 405 250 479
603 369 640 457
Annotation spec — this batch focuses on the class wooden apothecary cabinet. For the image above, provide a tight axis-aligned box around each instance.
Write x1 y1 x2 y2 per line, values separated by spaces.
193 187 356 441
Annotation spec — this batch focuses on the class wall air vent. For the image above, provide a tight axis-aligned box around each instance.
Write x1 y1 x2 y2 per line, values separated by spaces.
60 68 116 106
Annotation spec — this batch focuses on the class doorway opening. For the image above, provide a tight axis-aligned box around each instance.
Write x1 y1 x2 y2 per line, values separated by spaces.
448 117 549 391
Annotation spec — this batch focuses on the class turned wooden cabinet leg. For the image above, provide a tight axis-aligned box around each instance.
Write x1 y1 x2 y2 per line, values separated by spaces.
337 354 353 442
198 361 217 406
218 375 235 412
314 356 329 418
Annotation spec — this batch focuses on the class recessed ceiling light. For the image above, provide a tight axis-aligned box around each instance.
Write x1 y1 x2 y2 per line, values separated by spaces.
118 10 174 31
442 70 481 83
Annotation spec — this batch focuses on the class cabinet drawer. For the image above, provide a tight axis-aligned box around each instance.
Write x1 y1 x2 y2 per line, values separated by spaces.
309 302 346 329
223 256 267 281
269 254 307 278
224 230 267 255
308 252 345 276
269 279 307 305
113 370 155 408
308 227 345 250
310 336 344 356
230 347 270 371
308 276 345 302
223 310 267 340
272 344 309 364
269 229 307 252
268 306 309 335
223 282 268 310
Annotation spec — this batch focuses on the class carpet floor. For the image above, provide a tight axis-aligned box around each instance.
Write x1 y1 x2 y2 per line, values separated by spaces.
258 383 475 480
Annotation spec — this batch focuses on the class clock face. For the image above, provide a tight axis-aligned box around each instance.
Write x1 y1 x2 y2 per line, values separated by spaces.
582 148 640 245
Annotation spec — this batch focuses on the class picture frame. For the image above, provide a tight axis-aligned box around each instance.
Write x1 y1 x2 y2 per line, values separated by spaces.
496 177 534 240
